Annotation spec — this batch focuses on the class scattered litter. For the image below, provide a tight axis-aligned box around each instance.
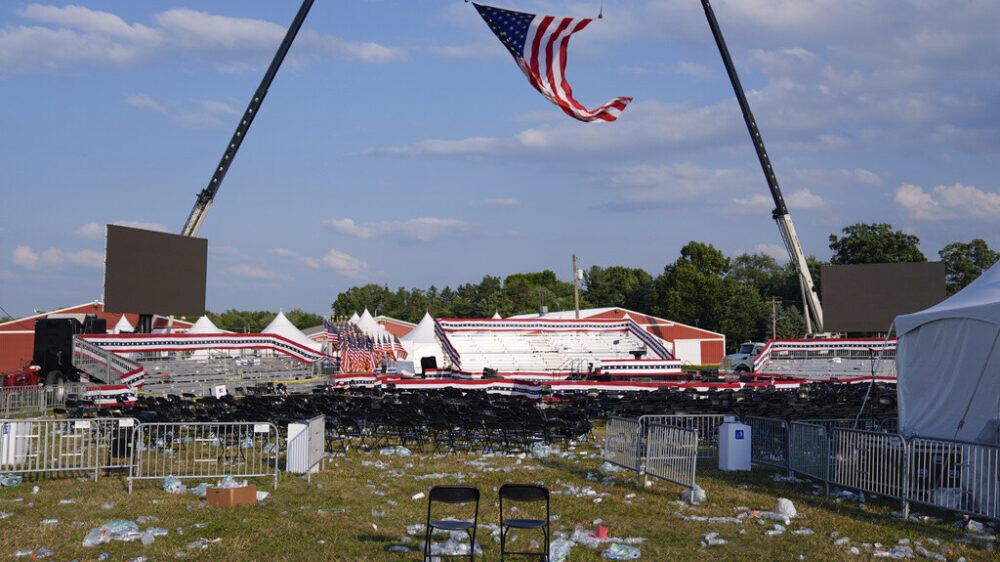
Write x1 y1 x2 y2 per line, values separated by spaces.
406 524 426 535
101 502 114 510
59 499 76 504
216 476 246 489
372 509 386 517
598 462 623 474
379 446 412 457
963 516 985 534
0 512 11 520
163 476 187 494
550 538 574 561
601 543 641 559
11 550 33 558
681 485 707 506
31 486 39 494
834 537 851 546
256 491 270 501
34 548 54 559
388 545 410 553
702 532 727 546
40 518 58 525
791 528 814 536
776 498 797 518
82 521 142 547
412 492 425 501
189 483 210 497
136 515 158 524
845 546 861 555
770 474 804 483
764 524 786 537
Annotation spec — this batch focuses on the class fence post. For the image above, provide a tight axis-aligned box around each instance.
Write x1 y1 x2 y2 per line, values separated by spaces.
901 435 910 520
824 427 831 497
782 420 792 476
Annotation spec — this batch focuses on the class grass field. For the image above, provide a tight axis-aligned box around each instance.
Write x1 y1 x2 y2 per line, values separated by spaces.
0 435 996 561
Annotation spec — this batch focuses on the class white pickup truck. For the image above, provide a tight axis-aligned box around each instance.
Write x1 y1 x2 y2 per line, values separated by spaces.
719 342 765 375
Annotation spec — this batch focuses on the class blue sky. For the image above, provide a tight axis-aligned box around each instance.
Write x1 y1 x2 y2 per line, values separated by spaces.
1 0 998 317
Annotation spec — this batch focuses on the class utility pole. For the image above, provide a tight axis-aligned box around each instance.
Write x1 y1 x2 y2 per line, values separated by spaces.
572 254 580 319
766 297 782 340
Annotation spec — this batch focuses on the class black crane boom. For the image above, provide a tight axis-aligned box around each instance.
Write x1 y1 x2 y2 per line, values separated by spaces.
181 0 316 237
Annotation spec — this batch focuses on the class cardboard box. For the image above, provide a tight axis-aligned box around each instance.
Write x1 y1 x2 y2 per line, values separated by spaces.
206 484 257 507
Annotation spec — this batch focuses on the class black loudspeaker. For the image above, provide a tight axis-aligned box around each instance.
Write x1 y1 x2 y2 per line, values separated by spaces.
420 356 438 374
32 318 81 375
483 367 498 378
83 316 107 334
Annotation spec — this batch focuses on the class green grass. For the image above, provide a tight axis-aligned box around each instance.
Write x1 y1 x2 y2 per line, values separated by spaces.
0 438 996 561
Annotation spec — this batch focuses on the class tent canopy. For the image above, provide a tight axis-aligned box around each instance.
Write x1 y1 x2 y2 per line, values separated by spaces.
111 315 134 334
187 315 223 335
356 308 380 337
263 310 322 351
896 261 1000 441
401 312 438 343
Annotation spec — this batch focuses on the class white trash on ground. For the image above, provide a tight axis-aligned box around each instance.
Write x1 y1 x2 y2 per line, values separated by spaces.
601 543 641 559
681 485 707 505
776 498 797 518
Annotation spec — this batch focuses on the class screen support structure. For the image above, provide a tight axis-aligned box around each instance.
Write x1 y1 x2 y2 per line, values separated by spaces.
700 0 824 334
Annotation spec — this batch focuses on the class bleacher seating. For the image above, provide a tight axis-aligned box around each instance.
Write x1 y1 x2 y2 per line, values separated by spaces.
439 321 660 378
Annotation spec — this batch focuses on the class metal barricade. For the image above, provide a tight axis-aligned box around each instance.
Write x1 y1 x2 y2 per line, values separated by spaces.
644 423 697 489
744 416 789 469
829 427 909 514
0 417 138 478
129 422 279 493
908 436 1000 520
789 421 829 484
880 418 899 433
603 416 642 475
639 414 730 459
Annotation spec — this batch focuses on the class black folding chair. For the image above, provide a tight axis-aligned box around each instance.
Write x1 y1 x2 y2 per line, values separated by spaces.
499 484 550 561
424 485 480 561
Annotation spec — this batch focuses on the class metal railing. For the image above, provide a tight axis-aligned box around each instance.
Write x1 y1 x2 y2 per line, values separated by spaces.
639 414 731 459
1 384 87 417
829 428 909 505
0 417 137 478
603 416 642 474
128 421 279 493
908 436 1000 520
789 421 829 484
745 416 789 469
643 423 697 489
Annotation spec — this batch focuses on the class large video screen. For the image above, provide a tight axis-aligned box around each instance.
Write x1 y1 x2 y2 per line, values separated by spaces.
104 225 207 316
822 262 945 333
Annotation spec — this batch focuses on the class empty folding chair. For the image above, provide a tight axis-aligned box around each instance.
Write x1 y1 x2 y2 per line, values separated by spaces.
424 485 480 561
499 484 550 561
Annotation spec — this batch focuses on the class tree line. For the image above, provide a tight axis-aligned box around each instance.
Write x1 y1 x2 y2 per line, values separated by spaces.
329 223 997 352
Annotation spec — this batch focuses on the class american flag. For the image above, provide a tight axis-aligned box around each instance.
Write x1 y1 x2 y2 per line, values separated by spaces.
473 3 631 122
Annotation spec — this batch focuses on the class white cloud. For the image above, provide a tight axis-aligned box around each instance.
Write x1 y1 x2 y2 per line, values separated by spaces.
227 264 291 281
606 163 747 209
675 61 714 79
12 245 103 270
74 222 103 239
895 182 1000 220
785 189 827 210
476 198 519 207
112 220 168 232
125 94 166 113
792 168 882 186
2 4 403 72
755 243 789 262
199 100 238 115
727 193 773 214
323 217 470 241
313 249 373 280
269 248 298 257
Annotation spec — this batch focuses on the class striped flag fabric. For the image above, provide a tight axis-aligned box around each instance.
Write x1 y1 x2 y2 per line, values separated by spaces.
473 3 631 122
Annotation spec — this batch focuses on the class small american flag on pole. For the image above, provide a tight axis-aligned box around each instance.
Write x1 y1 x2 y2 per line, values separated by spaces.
473 3 631 122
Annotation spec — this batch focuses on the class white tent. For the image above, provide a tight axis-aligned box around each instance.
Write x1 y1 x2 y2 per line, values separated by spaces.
263 311 322 352
348 312 360 324
896 261 1000 442
187 315 223 334
111 315 134 334
491 311 502 319
356 308 380 338
401 312 444 374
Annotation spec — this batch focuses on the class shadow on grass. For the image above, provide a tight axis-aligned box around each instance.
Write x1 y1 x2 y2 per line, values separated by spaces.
355 533 397 543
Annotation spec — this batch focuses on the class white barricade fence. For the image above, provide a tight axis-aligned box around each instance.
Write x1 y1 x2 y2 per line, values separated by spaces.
908 436 1000 520
128 421 279 493
744 416 789 469
0 417 138 479
643 423 697 489
603 416 642 475
639 414 731 459
829 428 909 513
789 421 829 483
286 415 325 482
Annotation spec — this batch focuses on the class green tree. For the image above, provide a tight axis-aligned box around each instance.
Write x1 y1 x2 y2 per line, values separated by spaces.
939 238 999 294
583 266 655 312
284 309 323 330
829 223 925 264
331 284 392 319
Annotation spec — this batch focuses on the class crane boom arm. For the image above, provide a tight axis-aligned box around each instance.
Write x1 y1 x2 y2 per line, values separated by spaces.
181 0 315 237
700 0 824 333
